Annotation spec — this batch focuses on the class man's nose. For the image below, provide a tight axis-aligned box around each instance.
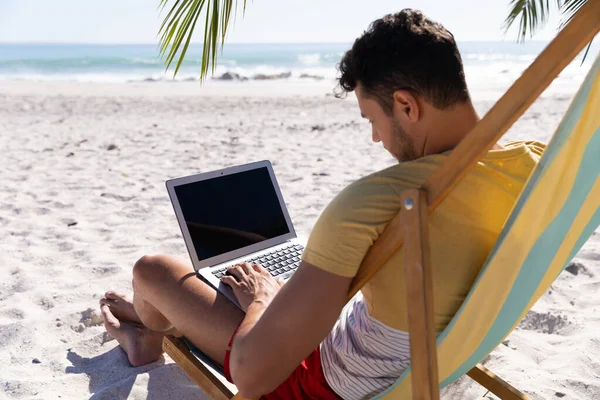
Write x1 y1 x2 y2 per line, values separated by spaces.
372 125 381 143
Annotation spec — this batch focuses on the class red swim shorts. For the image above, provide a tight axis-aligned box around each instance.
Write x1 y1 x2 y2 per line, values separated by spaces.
223 324 341 400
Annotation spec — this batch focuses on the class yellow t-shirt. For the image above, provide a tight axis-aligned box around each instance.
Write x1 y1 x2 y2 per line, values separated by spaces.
302 141 545 332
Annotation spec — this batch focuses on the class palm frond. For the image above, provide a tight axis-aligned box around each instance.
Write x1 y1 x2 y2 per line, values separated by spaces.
558 0 587 29
503 0 558 41
557 0 593 65
580 41 593 65
158 0 247 81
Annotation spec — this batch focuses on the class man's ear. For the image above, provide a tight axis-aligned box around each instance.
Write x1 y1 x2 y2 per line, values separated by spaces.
392 90 419 123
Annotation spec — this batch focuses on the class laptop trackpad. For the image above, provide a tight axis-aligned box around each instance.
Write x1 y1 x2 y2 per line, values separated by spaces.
216 280 244 311
195 272 244 311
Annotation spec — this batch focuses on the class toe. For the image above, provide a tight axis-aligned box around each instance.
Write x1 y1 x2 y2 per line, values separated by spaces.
100 304 120 328
100 298 118 305
105 291 127 300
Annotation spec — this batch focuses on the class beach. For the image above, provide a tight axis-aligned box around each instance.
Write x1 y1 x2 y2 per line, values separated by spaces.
1 72 599 400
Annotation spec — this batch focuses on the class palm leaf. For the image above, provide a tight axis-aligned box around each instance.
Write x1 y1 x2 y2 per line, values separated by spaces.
558 0 587 29
158 0 247 81
173 0 204 76
158 1 191 57
559 0 594 65
503 0 559 41
503 0 593 63
165 0 200 69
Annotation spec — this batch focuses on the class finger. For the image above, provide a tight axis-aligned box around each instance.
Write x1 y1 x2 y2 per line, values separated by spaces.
225 267 243 281
231 263 251 275
220 275 240 287
251 263 264 273
277 279 285 288
239 263 252 275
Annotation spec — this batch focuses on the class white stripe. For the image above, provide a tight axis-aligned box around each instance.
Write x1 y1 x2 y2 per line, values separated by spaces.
320 293 412 400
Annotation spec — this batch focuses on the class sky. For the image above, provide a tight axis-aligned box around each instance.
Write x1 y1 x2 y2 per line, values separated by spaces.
0 0 563 44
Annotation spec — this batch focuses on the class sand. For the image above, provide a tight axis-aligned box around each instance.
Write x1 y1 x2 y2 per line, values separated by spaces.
0 77 598 399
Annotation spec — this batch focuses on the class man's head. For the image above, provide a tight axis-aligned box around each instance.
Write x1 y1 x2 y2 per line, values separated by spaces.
337 9 473 162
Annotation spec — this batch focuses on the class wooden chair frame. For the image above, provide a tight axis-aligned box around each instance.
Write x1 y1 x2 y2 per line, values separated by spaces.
163 1 600 398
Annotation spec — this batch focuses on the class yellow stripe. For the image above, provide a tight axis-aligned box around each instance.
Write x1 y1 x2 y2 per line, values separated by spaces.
500 177 600 339
434 68 600 368
525 177 600 311
437 102 599 365
385 66 600 398
511 68 600 320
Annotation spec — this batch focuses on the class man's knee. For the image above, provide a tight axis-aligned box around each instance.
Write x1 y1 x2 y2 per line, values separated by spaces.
132 254 173 286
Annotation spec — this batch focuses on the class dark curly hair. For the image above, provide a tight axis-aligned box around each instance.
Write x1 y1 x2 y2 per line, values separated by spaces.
337 9 470 112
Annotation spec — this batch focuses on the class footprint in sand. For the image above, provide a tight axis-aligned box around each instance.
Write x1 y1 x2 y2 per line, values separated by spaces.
0 322 29 349
518 310 570 335
52 201 73 209
36 297 55 310
80 308 104 327
0 308 26 320
35 207 51 216
565 261 593 277
100 193 135 202
11 275 33 294
70 308 104 333
58 242 75 252
91 265 121 276
0 204 22 215
72 250 88 259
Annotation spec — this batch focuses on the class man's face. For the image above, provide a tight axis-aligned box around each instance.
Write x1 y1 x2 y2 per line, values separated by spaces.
355 85 418 162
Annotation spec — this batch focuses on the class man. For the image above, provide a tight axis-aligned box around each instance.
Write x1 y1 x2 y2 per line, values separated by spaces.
100 9 544 399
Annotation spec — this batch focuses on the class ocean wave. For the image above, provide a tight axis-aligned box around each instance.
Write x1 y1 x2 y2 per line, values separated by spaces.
0 66 337 83
1 41 594 85
0 56 163 68
126 57 163 65
464 53 538 62
297 53 321 66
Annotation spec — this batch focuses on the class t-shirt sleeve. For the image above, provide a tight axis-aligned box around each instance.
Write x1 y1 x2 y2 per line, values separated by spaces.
301 175 403 277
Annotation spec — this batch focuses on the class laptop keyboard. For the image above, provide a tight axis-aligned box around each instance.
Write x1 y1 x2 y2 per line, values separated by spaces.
213 244 304 279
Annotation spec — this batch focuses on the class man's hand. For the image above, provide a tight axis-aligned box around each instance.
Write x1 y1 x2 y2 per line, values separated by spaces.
220 263 284 312
228 261 352 397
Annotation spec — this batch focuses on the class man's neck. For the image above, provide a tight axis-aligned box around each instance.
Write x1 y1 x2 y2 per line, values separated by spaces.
421 101 481 156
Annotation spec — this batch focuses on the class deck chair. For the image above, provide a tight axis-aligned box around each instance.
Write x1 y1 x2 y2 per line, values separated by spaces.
163 1 600 398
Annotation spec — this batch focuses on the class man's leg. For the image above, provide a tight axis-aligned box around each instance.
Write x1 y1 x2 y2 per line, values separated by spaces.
100 254 245 367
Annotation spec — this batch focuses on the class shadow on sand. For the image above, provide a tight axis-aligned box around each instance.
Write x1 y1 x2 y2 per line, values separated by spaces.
66 345 207 399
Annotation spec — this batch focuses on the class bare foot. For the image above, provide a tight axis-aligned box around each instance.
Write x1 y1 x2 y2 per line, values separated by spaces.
100 291 142 324
100 303 164 367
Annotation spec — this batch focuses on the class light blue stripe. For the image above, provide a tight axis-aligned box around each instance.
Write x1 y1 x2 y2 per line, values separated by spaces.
552 207 600 282
566 209 600 268
441 126 600 386
561 208 600 272
373 53 600 397
376 142 600 399
485 53 600 268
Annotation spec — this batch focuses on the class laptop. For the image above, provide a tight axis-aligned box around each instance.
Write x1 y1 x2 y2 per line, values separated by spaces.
166 160 304 309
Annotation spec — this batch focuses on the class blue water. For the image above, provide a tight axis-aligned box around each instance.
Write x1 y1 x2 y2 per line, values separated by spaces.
0 42 596 83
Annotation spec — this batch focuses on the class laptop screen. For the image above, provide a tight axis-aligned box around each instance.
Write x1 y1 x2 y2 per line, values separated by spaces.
173 166 290 262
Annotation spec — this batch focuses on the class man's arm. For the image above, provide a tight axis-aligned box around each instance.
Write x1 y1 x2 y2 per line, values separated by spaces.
222 176 401 397
228 261 352 398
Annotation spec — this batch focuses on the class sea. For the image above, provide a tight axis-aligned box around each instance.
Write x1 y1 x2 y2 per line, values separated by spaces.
0 41 597 91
